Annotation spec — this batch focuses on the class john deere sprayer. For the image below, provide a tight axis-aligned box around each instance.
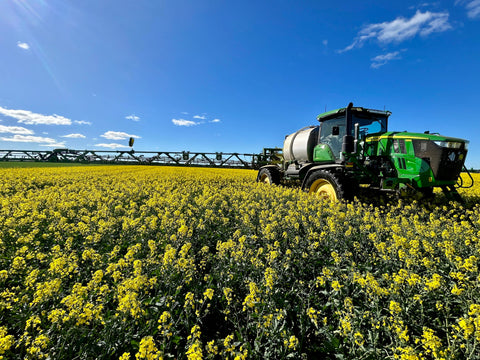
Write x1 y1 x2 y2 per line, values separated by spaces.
257 102 472 201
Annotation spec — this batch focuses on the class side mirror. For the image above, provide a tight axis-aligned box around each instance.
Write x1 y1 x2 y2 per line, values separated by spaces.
332 126 340 136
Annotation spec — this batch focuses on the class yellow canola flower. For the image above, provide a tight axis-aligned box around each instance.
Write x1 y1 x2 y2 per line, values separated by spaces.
354 332 365 346
394 346 420 360
469 304 480 316
331 280 342 292
242 282 260 311
0 327 14 356
264 267 276 293
421 327 443 357
185 292 195 310
307 307 320 328
186 341 203 360
203 288 214 301
458 318 474 339
119 353 131 360
284 335 299 350
136 336 162 360
424 273 442 291
1 166 480 359
451 284 465 296
223 334 235 353
389 301 402 315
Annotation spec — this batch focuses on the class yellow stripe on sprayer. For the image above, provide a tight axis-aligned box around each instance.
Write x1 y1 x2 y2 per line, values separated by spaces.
366 135 429 142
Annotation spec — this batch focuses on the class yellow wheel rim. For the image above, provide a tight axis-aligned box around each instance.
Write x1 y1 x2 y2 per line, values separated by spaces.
260 173 271 184
309 179 337 201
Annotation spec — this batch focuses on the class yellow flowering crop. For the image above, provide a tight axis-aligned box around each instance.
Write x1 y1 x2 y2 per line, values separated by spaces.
0 165 479 359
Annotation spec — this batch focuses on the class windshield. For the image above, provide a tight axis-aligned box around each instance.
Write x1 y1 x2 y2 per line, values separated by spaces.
351 114 387 137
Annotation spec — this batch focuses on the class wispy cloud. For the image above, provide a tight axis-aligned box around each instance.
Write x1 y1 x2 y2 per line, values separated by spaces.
371 51 403 68
74 120 92 125
40 142 66 148
467 0 480 18
172 119 199 127
0 106 72 125
100 131 141 140
410 3 441 10
17 41 30 50
172 113 222 127
0 125 34 135
0 134 58 143
457 0 480 18
340 10 451 52
126 114 140 122
95 143 130 149
61 133 86 138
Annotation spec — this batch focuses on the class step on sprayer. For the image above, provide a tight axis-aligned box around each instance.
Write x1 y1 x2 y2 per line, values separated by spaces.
257 102 474 201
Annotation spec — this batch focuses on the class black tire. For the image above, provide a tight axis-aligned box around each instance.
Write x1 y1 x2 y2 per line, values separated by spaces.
442 185 464 203
257 167 281 185
419 187 434 199
302 170 349 201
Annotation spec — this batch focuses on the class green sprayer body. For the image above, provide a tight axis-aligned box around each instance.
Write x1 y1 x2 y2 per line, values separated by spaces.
257 103 471 200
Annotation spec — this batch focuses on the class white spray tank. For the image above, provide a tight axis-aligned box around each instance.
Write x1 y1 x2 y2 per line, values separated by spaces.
283 126 319 163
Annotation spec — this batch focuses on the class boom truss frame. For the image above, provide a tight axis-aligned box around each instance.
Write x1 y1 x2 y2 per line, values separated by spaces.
0 148 282 169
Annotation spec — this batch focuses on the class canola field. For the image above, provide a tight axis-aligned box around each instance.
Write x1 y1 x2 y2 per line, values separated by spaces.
1 165 480 360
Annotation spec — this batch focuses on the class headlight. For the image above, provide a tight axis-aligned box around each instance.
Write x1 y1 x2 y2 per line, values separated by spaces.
433 141 463 149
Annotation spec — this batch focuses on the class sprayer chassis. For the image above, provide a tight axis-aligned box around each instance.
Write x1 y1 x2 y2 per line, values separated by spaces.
257 103 471 201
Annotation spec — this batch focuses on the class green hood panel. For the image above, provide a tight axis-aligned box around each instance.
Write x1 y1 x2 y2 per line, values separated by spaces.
365 131 468 143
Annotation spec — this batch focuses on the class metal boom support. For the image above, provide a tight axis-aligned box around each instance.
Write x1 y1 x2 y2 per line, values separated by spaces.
0 148 282 169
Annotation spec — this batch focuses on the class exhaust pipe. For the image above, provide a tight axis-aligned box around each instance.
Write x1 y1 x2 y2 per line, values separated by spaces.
342 102 355 157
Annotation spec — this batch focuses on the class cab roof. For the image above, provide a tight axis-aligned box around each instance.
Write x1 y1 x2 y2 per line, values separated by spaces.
317 106 392 122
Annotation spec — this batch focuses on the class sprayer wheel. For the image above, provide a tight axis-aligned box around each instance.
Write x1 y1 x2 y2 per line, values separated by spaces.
303 170 347 201
257 166 281 185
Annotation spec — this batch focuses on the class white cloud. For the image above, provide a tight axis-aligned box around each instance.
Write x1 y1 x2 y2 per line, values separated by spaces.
95 143 130 149
100 131 141 140
39 142 66 148
0 106 72 125
74 120 92 125
61 133 86 138
340 10 451 52
126 114 140 121
459 0 480 18
172 114 221 126
172 119 198 127
0 125 34 135
17 41 30 50
410 2 441 10
0 134 57 143
322 39 328 46
371 51 403 68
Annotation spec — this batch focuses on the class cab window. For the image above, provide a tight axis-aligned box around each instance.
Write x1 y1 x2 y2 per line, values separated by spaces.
319 117 345 158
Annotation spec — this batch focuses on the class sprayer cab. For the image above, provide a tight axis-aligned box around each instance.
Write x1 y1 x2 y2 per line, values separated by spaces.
316 102 391 161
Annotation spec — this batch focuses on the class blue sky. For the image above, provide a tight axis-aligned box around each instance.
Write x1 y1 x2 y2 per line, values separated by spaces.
1 0 479 168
